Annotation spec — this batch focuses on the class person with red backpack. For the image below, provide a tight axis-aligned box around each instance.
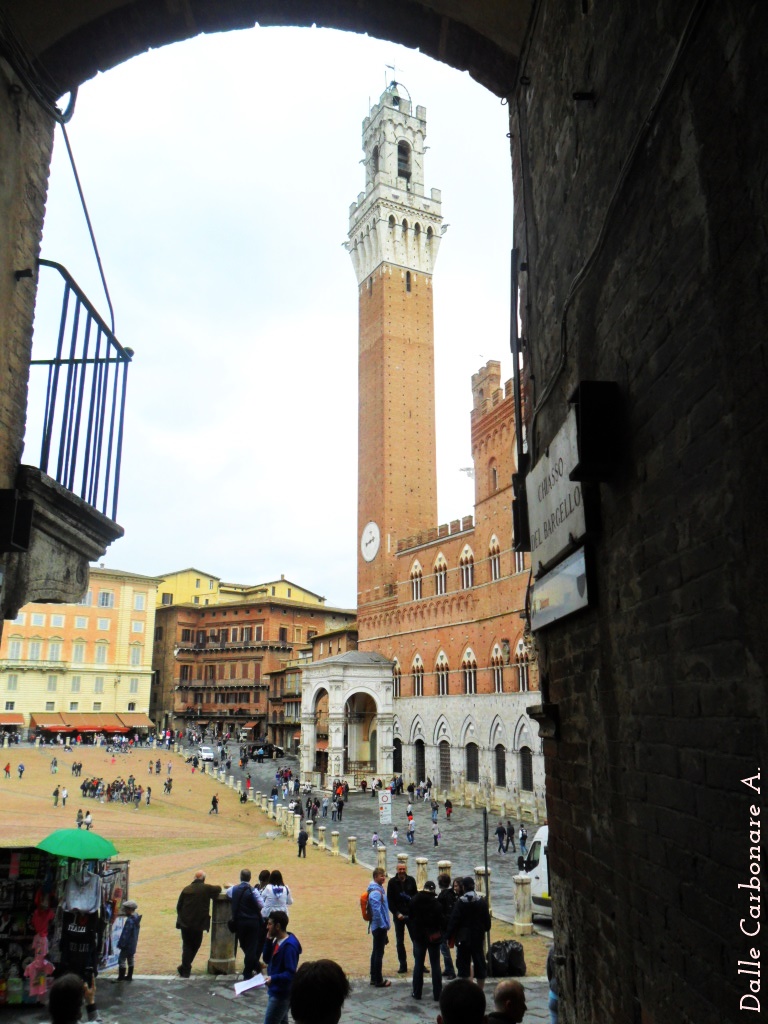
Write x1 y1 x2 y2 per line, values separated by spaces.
366 868 391 988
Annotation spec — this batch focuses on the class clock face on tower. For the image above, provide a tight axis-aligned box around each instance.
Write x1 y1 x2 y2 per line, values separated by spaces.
361 521 381 562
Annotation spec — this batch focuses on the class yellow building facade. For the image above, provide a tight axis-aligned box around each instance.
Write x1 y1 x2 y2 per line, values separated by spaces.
157 569 327 609
0 567 160 738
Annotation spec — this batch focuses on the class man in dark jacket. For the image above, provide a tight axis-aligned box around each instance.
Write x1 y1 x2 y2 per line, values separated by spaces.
407 880 443 1002
226 869 265 981
386 862 418 973
436 873 457 979
175 870 222 977
447 876 492 989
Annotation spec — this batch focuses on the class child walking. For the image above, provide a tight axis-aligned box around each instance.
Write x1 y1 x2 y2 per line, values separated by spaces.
391 826 399 846
371 831 380 849
117 900 141 981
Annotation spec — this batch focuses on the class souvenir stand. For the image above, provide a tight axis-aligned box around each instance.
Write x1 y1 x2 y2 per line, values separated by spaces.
0 832 129 1006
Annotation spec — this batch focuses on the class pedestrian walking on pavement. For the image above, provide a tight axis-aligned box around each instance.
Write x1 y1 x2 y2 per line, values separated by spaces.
495 821 507 854
209 794 219 815
505 820 516 853
432 822 440 847
53 786 60 807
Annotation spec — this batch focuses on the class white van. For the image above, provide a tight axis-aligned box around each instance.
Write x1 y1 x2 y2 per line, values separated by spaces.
522 824 552 920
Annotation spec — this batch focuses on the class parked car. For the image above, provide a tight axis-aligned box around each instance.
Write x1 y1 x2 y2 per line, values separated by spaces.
519 825 552 920
198 745 215 762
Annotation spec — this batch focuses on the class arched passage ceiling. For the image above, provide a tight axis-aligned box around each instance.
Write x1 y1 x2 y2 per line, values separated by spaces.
5 0 532 98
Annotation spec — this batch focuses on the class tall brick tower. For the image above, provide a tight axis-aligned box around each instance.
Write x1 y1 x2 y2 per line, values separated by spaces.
347 83 443 609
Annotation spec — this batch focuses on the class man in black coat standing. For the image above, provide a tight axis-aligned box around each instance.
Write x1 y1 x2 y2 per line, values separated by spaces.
226 869 265 981
386 862 418 973
175 870 222 977
447 876 492 990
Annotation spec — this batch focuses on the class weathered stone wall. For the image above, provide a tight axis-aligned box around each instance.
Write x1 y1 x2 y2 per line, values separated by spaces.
511 3 768 1022
0 59 53 489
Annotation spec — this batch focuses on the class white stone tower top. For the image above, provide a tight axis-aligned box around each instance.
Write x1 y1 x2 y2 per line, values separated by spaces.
346 82 443 284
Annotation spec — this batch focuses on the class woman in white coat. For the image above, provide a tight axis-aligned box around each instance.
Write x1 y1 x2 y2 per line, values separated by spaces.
260 869 294 919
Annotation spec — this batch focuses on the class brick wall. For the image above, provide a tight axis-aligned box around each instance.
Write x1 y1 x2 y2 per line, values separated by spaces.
357 264 438 603
513 2 768 1021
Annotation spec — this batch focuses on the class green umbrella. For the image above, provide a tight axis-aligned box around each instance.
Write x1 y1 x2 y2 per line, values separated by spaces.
37 828 118 860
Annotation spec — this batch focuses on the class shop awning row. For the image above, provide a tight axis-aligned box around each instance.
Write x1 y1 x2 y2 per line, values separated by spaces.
28 712 155 732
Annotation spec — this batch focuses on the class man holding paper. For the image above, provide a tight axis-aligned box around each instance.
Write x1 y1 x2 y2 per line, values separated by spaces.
262 911 301 1024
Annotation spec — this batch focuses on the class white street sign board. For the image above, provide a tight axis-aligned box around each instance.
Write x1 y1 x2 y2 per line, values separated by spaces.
378 791 392 825
526 406 586 573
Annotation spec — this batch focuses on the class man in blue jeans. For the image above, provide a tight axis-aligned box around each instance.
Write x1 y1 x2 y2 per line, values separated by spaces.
262 911 301 1024
367 867 391 988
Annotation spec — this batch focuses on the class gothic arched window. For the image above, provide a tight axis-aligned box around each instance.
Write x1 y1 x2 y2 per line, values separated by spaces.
398 140 412 180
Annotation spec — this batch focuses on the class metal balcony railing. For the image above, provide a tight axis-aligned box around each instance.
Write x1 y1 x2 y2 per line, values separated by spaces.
29 260 133 521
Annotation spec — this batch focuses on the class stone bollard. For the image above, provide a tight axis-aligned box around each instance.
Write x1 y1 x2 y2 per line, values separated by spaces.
3 735 8 748
235 779 242 795
208 893 236 974
396 852 409 870
318 825 327 851
348 836 357 863
293 814 302 839
376 845 387 874
437 859 452 878
228 774 235 789
476 866 492 914
513 874 533 935
305 820 314 845
331 831 340 857
415 857 428 890
275 804 284 827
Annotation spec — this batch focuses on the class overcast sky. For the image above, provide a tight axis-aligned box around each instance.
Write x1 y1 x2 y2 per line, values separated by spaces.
31 26 513 609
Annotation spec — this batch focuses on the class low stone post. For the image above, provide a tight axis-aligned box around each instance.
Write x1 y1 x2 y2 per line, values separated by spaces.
415 857 428 889
235 779 242 795
476 866 492 914
208 894 236 975
376 844 387 874
318 825 327 850
228 774 235 789
348 836 357 863
293 814 302 840
437 859 452 877
331 830 340 856
275 804 283 827
305 820 314 845
513 874 533 935
397 852 409 870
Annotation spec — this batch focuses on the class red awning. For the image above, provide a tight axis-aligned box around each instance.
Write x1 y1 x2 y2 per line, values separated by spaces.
117 713 154 729
30 713 71 731
0 713 24 726
242 721 259 729
64 713 128 733
314 739 328 751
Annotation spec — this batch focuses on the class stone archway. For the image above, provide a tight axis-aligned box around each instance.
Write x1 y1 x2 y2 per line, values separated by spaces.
300 651 394 784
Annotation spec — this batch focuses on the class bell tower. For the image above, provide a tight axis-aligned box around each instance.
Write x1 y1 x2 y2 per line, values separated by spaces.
347 83 444 609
